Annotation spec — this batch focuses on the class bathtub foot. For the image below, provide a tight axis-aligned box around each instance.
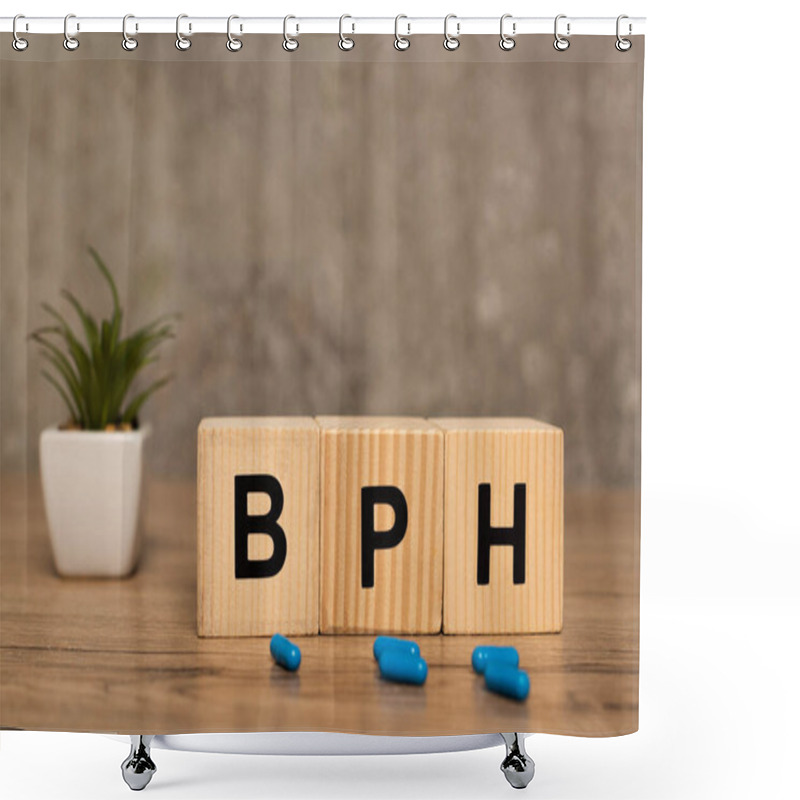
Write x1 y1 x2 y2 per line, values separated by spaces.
500 733 534 789
121 735 156 791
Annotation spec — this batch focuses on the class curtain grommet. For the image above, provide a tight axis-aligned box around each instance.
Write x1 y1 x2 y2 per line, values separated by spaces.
121 14 138 51
283 15 299 52
175 14 191 51
443 14 460 51
338 14 355 51
615 15 632 51
499 14 516 51
226 15 243 52
394 15 410 51
63 13 80 51
12 15 29 51
553 14 570 51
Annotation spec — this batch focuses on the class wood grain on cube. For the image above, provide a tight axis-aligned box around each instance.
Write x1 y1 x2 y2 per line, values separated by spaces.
197 417 319 637
434 418 564 634
318 416 444 634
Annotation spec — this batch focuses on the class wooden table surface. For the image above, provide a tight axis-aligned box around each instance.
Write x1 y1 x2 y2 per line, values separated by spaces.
0 474 639 737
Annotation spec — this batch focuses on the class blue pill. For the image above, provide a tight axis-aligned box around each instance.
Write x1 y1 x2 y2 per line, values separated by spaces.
378 651 428 685
484 663 530 701
270 634 301 672
471 646 520 675
373 636 420 661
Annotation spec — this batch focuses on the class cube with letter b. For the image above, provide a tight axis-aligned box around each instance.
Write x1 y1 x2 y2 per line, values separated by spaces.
318 417 444 634
197 417 320 637
433 418 564 634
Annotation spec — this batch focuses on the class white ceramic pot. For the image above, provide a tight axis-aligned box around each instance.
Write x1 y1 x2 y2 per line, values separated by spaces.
39 425 150 577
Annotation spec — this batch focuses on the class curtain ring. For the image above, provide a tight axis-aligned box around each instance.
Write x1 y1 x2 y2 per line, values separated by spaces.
553 14 570 51
175 14 191 51
615 14 632 51
283 15 299 51
121 14 138 51
12 14 29 52
227 15 243 52
63 13 79 51
338 14 355 51
394 15 410 51
499 14 516 51
443 14 460 51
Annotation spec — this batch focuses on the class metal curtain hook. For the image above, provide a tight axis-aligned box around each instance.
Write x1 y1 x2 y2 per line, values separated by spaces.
63 13 79 51
338 14 355 51
283 15 299 51
12 14 29 51
122 14 138 51
394 15 410 51
499 14 516 51
227 15 243 51
615 14 632 51
443 14 460 51
176 14 191 50
553 14 570 51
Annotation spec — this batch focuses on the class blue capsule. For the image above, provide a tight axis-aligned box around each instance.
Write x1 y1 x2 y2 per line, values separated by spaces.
471 645 520 675
484 663 530 701
373 636 420 661
270 634 301 672
378 651 428 685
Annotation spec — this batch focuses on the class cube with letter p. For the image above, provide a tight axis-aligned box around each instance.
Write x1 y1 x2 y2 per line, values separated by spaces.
318 416 444 634
197 417 320 637
434 418 564 634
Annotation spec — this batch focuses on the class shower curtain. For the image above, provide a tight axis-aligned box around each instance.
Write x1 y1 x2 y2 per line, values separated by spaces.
0 31 643 737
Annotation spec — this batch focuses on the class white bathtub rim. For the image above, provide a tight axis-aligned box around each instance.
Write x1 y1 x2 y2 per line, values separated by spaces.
105 732 525 756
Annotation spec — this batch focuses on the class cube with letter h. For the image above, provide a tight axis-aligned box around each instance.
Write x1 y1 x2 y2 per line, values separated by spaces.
318 417 444 634
434 418 564 634
197 417 320 637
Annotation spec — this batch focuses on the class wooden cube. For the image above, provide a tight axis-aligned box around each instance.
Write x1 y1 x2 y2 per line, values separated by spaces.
433 418 564 634
197 417 320 637
318 417 444 634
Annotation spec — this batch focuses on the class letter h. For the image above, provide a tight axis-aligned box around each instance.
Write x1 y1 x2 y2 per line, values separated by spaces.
476 483 526 585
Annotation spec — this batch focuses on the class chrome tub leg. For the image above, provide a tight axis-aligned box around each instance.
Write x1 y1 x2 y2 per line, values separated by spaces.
500 733 535 789
121 735 156 791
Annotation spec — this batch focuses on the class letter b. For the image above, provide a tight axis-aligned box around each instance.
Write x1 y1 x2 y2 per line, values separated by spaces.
235 474 287 579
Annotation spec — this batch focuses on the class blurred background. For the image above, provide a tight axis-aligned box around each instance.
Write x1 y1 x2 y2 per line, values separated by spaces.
1 35 640 486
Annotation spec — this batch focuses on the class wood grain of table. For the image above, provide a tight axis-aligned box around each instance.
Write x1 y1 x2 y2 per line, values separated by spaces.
0 474 639 737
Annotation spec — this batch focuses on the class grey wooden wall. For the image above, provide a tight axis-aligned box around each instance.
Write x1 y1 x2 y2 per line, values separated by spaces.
1 35 643 486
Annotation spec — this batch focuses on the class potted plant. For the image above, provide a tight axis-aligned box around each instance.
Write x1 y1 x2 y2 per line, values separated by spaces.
30 248 177 577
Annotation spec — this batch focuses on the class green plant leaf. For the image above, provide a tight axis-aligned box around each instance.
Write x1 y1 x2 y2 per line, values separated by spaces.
30 248 176 429
60 289 100 356
87 246 120 318
121 376 172 424
43 309 101 425
41 370 79 423
32 333 87 421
